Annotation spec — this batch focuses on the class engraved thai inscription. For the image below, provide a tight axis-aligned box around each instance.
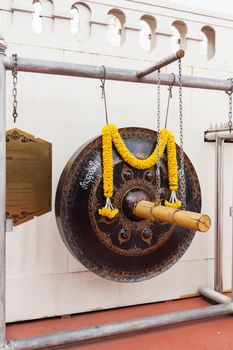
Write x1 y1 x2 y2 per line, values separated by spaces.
6 129 52 226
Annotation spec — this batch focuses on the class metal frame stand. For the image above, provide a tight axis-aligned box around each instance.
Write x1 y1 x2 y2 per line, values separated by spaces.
0 39 233 349
205 129 233 293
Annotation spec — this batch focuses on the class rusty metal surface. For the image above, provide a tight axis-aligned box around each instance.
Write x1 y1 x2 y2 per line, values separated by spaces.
55 127 201 282
6 129 52 226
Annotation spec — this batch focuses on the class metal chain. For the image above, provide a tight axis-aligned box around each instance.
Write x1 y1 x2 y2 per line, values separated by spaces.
226 78 233 132
12 54 18 123
178 58 186 209
229 92 232 132
155 69 161 205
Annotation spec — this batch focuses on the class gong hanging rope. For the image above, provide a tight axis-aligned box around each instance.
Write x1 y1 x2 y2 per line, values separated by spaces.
98 125 181 219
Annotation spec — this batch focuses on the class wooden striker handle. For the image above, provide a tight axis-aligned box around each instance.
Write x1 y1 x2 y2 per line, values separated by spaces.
134 200 211 233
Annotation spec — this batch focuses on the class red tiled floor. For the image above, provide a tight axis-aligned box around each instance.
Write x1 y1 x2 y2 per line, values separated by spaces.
6 296 233 350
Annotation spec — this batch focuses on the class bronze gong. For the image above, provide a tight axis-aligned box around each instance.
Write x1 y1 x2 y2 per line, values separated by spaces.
55 127 201 282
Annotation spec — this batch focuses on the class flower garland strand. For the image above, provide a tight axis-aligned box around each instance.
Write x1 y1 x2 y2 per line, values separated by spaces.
98 125 119 219
164 132 181 209
98 124 181 219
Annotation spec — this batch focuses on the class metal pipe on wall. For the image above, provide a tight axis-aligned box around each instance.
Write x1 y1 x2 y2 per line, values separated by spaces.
136 50 184 79
215 136 224 292
6 303 233 350
198 286 231 304
205 130 233 141
0 39 7 343
3 56 233 91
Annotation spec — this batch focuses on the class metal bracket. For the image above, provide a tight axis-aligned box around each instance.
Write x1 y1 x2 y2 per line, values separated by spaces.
204 126 233 143
229 207 233 217
5 219 13 232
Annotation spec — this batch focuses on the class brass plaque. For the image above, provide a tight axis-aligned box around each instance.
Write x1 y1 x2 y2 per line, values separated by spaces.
6 129 52 226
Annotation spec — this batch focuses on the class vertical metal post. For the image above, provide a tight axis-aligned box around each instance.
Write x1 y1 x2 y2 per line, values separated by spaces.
230 206 233 301
0 38 7 343
232 207 233 301
215 136 224 292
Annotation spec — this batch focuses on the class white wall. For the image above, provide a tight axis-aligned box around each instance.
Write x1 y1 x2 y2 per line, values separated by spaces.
1 0 233 322
169 0 233 15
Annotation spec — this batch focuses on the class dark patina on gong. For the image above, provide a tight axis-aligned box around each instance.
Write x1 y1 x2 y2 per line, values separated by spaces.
55 127 201 282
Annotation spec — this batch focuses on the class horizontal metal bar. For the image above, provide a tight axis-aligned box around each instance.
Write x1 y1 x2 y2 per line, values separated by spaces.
137 50 184 79
7 303 233 350
3 56 233 91
205 129 233 141
198 286 231 304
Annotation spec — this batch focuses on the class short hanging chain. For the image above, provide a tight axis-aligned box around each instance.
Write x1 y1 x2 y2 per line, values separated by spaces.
229 93 232 131
100 65 109 125
12 54 18 123
155 69 161 205
226 78 233 132
178 58 186 209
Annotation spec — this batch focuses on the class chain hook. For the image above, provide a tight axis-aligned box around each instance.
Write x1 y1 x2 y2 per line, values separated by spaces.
164 73 176 129
225 78 233 132
12 53 18 123
168 72 176 97
100 65 109 125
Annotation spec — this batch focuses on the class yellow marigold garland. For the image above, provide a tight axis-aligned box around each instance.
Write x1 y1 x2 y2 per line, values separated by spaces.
98 124 181 219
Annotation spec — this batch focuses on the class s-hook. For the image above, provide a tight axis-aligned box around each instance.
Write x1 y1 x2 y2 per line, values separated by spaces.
164 73 176 129
100 65 109 125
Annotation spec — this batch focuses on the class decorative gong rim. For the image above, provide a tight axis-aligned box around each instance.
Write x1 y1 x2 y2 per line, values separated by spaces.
55 127 201 282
